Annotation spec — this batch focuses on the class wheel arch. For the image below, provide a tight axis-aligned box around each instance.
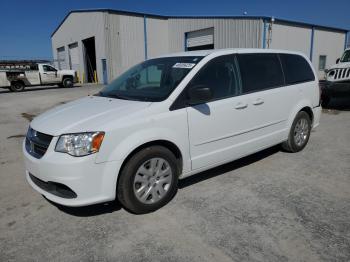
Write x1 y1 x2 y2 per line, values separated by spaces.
118 139 183 177
11 79 25 86
62 75 73 80
61 75 74 85
300 106 314 124
115 139 184 194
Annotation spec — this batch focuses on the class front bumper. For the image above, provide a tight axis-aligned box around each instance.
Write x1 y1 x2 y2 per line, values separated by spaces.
23 138 122 207
323 81 350 96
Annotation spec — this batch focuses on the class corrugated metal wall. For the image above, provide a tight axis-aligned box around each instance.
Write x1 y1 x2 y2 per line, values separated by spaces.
312 29 346 79
51 12 107 83
270 22 312 57
105 14 169 81
105 16 262 81
105 13 145 81
146 17 169 59
52 11 347 83
118 15 145 73
168 18 262 52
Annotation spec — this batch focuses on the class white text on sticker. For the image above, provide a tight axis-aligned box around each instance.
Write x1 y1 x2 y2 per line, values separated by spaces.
173 63 196 69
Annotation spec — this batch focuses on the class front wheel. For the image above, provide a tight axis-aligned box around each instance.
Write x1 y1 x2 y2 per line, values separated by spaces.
62 78 73 88
282 111 311 153
117 146 179 214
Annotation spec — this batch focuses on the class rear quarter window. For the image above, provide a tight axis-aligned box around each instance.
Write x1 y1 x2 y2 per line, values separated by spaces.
279 54 315 84
238 53 284 94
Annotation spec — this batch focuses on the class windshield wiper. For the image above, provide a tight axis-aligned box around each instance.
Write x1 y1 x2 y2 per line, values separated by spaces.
97 92 131 100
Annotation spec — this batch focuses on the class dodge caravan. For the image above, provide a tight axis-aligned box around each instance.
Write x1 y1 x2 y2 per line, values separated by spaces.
23 49 321 214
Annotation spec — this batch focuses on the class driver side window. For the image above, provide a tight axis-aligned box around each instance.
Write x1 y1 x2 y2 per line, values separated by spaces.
188 54 240 102
43 65 57 72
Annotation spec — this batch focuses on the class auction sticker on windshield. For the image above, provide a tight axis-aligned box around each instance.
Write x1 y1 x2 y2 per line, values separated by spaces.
173 63 196 69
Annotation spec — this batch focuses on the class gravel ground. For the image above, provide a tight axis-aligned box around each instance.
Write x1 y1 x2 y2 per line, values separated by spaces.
0 85 349 262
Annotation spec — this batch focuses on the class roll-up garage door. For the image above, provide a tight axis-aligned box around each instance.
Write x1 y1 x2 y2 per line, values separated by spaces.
69 43 79 71
187 28 214 51
57 47 67 70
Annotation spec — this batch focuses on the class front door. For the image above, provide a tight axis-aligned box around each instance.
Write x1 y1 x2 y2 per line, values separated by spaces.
41 65 60 84
186 54 256 170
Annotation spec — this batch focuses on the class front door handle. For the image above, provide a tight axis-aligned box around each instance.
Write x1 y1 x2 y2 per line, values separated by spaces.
252 98 264 105
235 102 248 110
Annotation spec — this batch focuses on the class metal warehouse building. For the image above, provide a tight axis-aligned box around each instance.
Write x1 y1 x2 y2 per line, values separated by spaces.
51 9 349 84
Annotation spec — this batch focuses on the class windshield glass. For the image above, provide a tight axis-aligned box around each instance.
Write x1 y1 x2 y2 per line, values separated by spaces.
340 50 350 63
98 56 203 102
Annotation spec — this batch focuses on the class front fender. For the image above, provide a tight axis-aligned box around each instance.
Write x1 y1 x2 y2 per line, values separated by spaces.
114 128 185 159
96 114 191 172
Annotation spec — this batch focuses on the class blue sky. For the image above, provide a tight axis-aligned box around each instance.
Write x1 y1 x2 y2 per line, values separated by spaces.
0 0 349 60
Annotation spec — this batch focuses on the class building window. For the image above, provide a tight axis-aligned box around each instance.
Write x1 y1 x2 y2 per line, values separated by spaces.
319 55 327 71
186 28 214 51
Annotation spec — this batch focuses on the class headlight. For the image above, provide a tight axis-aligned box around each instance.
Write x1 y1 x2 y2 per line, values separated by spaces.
55 132 105 156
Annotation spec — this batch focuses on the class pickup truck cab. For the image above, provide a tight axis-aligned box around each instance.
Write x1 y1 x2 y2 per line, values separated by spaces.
23 49 321 214
323 48 350 106
0 63 76 92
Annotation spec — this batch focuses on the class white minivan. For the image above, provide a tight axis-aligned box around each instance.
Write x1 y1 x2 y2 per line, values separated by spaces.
23 49 321 214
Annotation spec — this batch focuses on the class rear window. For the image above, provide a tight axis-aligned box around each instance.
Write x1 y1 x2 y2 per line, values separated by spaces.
279 54 315 84
238 53 284 94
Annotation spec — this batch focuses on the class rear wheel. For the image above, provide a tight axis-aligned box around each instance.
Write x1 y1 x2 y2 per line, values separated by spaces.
62 77 73 88
10 81 25 92
282 111 311 153
117 146 179 214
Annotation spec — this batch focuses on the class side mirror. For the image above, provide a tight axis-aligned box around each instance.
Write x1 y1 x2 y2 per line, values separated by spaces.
336 58 340 64
188 85 213 105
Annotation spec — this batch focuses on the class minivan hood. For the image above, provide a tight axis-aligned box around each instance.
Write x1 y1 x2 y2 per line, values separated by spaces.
30 96 151 136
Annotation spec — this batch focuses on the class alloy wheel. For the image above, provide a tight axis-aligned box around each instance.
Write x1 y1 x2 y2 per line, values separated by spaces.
133 158 173 204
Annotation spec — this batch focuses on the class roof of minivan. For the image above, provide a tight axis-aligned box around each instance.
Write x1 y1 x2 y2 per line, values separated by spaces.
157 48 309 58
51 9 349 37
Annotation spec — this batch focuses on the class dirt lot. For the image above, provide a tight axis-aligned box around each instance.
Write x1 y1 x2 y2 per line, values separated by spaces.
0 85 349 262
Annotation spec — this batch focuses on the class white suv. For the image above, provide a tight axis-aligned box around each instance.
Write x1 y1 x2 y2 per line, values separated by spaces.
23 49 321 214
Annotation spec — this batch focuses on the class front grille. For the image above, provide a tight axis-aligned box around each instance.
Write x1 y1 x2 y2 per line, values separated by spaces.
25 127 53 159
327 68 350 81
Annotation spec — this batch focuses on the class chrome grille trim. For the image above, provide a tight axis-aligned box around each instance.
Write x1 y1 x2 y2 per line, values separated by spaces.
327 68 350 81
25 127 53 159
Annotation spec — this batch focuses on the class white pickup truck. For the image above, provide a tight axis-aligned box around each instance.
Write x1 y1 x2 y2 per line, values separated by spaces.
0 63 77 92
322 48 350 106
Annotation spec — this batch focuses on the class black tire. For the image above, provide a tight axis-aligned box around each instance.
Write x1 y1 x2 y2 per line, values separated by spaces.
10 81 25 92
282 111 311 153
117 146 179 214
62 77 73 88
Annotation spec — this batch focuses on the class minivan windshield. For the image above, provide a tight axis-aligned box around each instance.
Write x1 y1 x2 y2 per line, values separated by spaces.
98 56 203 102
340 50 350 63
